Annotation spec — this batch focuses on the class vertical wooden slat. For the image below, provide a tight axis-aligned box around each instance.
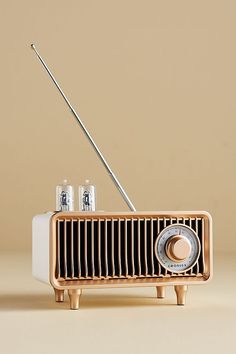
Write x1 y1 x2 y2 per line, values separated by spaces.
111 219 115 277
131 218 135 276
91 219 95 278
124 219 128 276
64 220 67 278
78 219 81 278
164 218 168 276
118 219 122 277
98 219 101 278
150 218 154 276
157 218 161 275
137 218 141 276
105 219 108 277
144 219 148 276
84 220 88 278
201 218 205 274
71 219 74 278
57 221 61 279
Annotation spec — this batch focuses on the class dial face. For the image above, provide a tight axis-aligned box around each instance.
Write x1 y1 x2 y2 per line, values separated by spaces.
155 224 200 273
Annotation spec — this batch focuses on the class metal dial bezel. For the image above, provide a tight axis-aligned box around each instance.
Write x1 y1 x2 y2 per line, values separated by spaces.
154 224 201 273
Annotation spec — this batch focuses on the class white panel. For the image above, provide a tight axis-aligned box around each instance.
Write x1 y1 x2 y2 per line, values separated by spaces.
32 212 54 284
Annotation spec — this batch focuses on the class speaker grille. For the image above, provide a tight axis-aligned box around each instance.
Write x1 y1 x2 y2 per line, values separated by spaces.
54 216 206 281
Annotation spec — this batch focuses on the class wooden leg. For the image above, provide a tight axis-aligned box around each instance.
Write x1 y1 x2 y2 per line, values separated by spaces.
174 285 188 305
68 289 81 310
54 288 64 302
156 286 165 298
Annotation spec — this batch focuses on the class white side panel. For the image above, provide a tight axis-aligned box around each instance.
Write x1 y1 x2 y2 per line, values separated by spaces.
32 212 54 284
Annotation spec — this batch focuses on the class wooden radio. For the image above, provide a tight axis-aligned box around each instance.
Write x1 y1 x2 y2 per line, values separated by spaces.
32 211 212 309
31 44 213 310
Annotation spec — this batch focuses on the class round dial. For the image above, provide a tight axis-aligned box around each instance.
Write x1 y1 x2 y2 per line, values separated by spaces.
154 224 200 273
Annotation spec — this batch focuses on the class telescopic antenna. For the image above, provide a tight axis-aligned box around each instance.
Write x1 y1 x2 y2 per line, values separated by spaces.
31 44 136 212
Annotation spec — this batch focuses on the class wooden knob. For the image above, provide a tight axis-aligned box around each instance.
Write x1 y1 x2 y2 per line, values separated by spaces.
166 235 191 262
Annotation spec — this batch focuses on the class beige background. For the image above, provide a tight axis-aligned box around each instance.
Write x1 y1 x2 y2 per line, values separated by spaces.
1 0 236 253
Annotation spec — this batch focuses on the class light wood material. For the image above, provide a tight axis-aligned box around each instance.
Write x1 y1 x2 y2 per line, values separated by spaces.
54 288 64 302
156 286 165 298
174 285 188 305
68 289 81 310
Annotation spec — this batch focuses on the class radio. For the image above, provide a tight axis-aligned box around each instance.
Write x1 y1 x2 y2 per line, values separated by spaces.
31 44 213 310
33 211 212 309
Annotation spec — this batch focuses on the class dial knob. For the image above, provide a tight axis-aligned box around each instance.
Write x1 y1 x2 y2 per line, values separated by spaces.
155 224 200 273
165 235 191 262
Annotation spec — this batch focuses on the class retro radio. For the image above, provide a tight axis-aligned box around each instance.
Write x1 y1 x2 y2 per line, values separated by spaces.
31 45 213 310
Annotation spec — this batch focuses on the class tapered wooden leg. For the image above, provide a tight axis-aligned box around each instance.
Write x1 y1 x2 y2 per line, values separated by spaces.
68 289 81 310
54 288 64 302
174 285 188 305
156 286 165 298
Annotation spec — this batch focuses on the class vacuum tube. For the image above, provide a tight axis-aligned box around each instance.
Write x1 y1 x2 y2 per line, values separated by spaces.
78 179 96 211
56 179 74 211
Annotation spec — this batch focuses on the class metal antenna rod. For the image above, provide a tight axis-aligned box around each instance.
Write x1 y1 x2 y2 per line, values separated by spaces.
31 44 136 211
